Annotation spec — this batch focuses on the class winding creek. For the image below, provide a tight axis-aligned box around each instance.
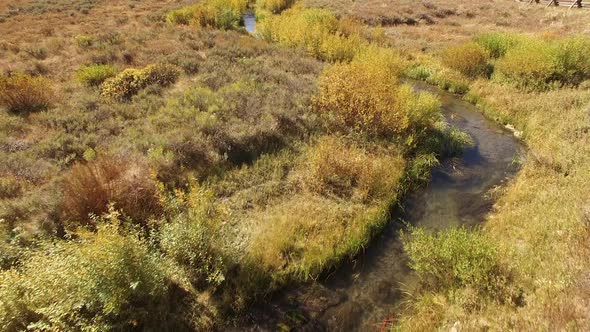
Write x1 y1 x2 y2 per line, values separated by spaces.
238 16 524 331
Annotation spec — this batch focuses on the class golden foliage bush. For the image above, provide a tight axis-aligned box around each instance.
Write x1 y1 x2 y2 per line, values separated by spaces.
60 155 162 228
441 42 490 78
314 47 440 138
100 63 180 101
257 7 369 62
0 73 54 113
247 194 364 282
494 38 559 91
294 135 405 202
166 0 249 30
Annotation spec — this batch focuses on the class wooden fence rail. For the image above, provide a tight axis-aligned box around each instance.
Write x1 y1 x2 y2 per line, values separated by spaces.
527 0 588 8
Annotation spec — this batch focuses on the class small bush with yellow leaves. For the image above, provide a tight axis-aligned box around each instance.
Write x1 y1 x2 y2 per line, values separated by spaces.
441 42 490 78
166 0 249 30
257 7 369 62
100 63 180 101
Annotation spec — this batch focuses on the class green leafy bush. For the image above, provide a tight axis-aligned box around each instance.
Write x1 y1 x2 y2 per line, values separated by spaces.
554 36 590 85
75 64 117 87
494 35 590 91
160 185 226 289
441 42 490 78
402 227 510 297
166 0 249 30
100 63 180 101
0 73 54 113
475 32 522 58
0 223 177 331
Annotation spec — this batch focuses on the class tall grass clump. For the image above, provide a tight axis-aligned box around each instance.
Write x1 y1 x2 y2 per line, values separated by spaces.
257 7 368 62
441 42 490 78
294 135 405 202
166 0 249 30
60 155 162 229
402 227 511 298
75 64 117 87
100 63 180 101
0 223 179 331
0 73 54 113
314 47 440 139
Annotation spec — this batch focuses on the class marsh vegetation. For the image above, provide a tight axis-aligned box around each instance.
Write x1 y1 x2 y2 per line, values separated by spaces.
1 0 589 331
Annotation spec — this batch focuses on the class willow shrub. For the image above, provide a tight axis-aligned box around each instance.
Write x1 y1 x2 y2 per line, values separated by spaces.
441 42 490 78
160 185 226 289
0 224 177 331
100 63 180 101
474 32 522 59
257 7 369 62
166 0 249 30
494 35 590 91
0 73 54 113
314 47 440 140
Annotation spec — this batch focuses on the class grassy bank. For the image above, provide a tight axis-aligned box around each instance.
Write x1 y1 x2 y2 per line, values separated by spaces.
395 31 590 330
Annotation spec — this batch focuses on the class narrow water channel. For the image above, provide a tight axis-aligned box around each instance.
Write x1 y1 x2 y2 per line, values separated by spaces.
236 79 524 331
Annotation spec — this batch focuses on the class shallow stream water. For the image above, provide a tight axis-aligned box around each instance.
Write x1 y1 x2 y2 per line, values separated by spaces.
235 80 524 331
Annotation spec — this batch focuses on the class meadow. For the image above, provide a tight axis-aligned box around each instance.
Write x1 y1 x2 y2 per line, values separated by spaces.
1 0 590 331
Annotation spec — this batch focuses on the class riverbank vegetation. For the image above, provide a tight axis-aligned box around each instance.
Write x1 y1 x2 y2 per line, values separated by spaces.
1 0 589 330
0 0 467 330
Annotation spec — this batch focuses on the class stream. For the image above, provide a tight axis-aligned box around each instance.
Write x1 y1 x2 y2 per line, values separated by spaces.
233 73 523 331
238 15 523 331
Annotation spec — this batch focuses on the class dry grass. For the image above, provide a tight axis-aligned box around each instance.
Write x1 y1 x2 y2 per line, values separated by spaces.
0 73 54 113
60 155 162 229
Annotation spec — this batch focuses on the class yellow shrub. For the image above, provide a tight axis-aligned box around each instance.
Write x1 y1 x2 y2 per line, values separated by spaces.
441 42 490 78
100 63 180 101
314 47 439 138
257 7 368 62
166 0 249 30
0 73 54 113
